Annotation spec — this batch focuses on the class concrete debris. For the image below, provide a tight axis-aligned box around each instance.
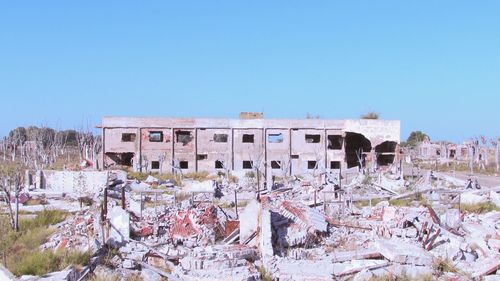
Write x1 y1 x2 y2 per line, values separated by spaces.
13 166 500 280
41 209 99 252
374 239 433 266
108 206 130 246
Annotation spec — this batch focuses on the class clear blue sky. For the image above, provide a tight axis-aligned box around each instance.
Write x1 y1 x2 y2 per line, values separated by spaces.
1 1 498 142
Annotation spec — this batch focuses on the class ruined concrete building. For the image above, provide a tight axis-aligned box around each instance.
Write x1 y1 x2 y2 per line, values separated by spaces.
99 115 400 175
415 137 490 163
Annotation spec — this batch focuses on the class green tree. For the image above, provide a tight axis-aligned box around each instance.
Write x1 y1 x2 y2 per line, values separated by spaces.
406 131 429 147
8 127 27 145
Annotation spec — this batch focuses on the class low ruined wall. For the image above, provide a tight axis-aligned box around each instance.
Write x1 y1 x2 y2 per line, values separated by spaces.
40 170 108 196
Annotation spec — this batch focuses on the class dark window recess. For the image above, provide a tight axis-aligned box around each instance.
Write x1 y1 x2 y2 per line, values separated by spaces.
268 133 283 143
179 161 189 169
242 134 254 143
106 152 134 166
330 161 341 169
308 161 317 169
291 155 299 159
450 150 456 158
214 134 229 143
328 135 343 150
243 161 253 169
149 131 163 142
121 133 136 142
305 134 321 143
197 154 208 160
151 161 160 169
176 131 192 145
215 160 224 169
271 161 281 169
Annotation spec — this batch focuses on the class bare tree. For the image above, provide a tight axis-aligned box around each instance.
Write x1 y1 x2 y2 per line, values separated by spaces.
216 153 233 184
356 147 365 173
76 129 102 169
0 168 23 232
494 138 500 172
278 155 292 185
141 155 149 173
171 158 184 181
9 129 26 162
309 148 325 190
1 137 8 161
158 152 167 174
248 150 265 192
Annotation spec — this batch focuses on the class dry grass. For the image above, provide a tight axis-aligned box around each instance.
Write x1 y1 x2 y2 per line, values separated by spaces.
185 171 210 181
0 210 90 276
367 272 433 281
389 192 428 207
459 202 500 214
24 198 48 206
258 266 273 281
355 198 382 208
432 257 458 274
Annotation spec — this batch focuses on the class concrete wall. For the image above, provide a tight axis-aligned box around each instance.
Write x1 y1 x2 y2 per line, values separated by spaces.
101 117 400 175
105 128 138 153
40 170 109 196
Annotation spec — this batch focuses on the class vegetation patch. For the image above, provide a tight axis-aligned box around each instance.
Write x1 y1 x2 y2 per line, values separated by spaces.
433 257 459 274
355 198 383 208
389 192 428 207
0 210 89 276
258 266 273 281
128 172 181 185
459 202 500 214
185 171 210 181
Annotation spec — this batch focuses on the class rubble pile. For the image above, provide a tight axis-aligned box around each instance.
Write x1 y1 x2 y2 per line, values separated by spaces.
12 169 500 280
41 209 100 252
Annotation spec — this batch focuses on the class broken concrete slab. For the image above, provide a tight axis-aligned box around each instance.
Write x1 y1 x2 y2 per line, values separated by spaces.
330 250 383 263
374 239 433 266
460 191 488 205
108 206 130 246
490 191 500 207
278 200 328 233
239 199 260 247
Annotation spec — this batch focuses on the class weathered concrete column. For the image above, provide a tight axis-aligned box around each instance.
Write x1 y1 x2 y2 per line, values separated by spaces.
24 170 32 188
259 208 273 265
35 170 44 189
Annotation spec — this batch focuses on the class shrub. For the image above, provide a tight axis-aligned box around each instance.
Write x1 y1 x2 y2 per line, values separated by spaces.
361 111 379 119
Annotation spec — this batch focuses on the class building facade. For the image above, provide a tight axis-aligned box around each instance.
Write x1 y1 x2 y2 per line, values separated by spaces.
99 116 400 176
